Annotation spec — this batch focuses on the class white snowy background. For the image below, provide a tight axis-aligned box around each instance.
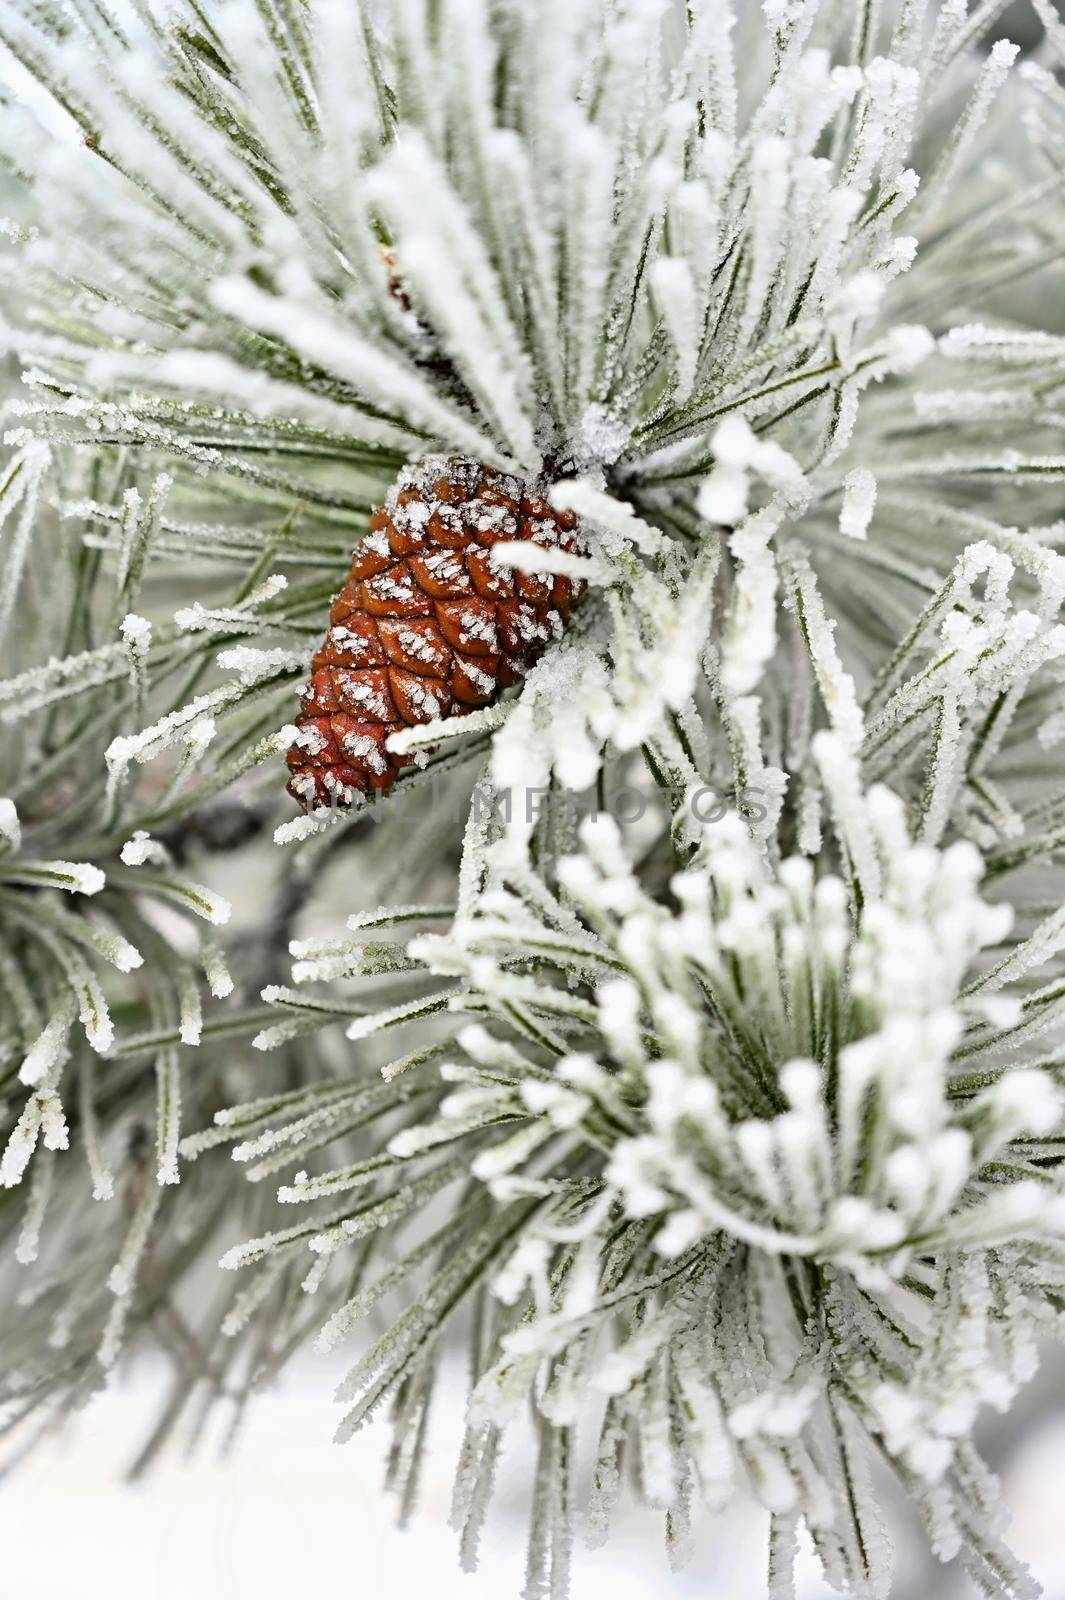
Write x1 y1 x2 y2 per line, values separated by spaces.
5 1345 1065 1600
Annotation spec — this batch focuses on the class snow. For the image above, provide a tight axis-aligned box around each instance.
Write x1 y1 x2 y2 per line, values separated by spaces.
120 830 170 867
1 2 1061 1592
0 796 20 849
839 468 876 540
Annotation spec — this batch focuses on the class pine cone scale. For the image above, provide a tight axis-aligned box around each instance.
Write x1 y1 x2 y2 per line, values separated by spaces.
286 455 584 811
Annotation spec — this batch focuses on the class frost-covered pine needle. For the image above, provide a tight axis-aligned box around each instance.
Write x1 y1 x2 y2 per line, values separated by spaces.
2 3 1065 1598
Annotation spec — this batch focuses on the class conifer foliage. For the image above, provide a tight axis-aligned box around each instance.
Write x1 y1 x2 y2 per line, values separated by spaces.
2 2 1065 1595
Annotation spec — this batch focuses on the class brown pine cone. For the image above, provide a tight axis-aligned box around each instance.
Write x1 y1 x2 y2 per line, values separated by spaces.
286 456 585 811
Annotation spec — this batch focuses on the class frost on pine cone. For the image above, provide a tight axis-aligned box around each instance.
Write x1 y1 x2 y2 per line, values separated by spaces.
286 457 584 810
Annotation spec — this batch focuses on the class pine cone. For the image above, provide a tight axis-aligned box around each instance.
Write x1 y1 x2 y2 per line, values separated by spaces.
286 456 584 810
